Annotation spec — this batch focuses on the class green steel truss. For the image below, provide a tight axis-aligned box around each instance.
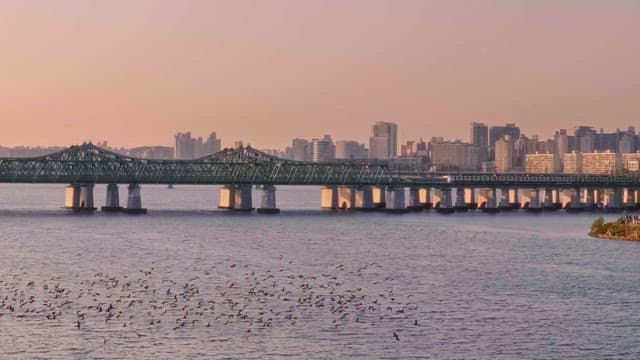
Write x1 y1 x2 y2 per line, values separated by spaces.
1 143 639 188
0 143 395 186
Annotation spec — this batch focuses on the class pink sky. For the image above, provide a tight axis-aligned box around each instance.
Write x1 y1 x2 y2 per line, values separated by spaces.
1 0 639 148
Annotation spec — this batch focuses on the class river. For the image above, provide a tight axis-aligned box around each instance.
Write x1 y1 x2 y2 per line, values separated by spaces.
0 184 638 359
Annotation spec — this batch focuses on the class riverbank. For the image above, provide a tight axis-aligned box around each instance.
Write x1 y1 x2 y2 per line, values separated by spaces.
590 216 640 241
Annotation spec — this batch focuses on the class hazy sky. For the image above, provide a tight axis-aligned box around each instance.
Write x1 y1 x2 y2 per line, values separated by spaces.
1 0 639 148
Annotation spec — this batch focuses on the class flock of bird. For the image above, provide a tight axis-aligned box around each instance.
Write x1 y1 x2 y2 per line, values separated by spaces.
0 259 419 343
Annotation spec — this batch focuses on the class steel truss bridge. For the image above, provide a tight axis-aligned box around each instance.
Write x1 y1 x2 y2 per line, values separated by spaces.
0 143 639 189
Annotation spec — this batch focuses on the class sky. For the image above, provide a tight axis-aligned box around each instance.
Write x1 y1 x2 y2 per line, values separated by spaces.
1 0 639 148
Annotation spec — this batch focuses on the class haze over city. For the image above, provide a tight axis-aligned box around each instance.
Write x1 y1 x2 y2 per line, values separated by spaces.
1 0 639 148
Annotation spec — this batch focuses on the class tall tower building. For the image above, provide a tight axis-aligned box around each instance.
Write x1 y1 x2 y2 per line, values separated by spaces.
369 121 398 159
311 135 335 162
471 122 489 162
174 132 195 160
495 135 514 173
489 123 520 160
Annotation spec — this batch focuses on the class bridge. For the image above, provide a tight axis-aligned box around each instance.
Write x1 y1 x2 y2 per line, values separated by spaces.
1 143 639 213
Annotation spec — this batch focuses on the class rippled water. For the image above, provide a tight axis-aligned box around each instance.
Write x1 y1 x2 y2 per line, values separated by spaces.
0 184 639 359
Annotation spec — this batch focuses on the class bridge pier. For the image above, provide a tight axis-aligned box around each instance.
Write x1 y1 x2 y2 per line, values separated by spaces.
604 188 623 212
498 187 511 211
419 188 432 209
478 188 497 212
542 187 555 210
257 185 279 214
435 187 454 214
233 184 253 212
219 185 235 209
454 187 467 211
123 184 147 214
337 186 356 210
64 183 96 211
583 188 596 210
511 189 521 209
521 188 541 211
354 186 375 211
465 188 477 209
385 186 407 213
101 183 122 212
321 185 339 210
565 188 583 212
624 188 639 211
407 188 423 212
372 186 386 208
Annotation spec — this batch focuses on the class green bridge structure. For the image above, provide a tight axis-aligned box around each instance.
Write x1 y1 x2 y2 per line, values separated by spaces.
0 143 639 213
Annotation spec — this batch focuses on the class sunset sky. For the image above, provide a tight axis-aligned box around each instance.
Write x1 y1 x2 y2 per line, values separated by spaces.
1 0 639 148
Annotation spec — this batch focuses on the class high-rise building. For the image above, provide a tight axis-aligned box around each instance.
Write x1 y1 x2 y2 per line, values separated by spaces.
335 140 368 160
428 139 480 171
174 132 196 160
525 153 561 173
470 122 489 148
489 123 520 160
494 136 514 173
470 122 489 163
563 152 582 174
285 138 312 161
581 151 622 174
400 139 428 157
175 131 223 159
369 121 398 159
623 152 640 172
311 135 335 162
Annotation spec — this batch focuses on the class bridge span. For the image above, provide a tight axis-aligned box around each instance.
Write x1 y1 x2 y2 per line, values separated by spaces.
1 143 640 213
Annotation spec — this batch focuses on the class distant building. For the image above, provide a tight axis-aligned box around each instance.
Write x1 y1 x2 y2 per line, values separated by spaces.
335 140 367 160
581 151 621 174
369 121 398 159
623 152 640 172
311 135 335 162
494 136 514 173
174 131 222 159
127 146 174 160
525 153 561 173
489 123 520 160
470 122 489 163
174 132 195 159
285 138 312 161
428 139 480 171
563 152 582 174
400 139 428 157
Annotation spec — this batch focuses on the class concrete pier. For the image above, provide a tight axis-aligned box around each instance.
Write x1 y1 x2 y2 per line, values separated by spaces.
435 187 454 214
257 185 279 214
123 184 147 214
542 187 555 210
101 183 122 212
454 187 467 211
407 187 423 212
321 186 339 209
605 188 623 211
385 186 407 213
372 186 386 208
478 188 497 212
64 183 96 211
583 188 596 210
498 187 511 210
354 186 375 211
624 188 639 210
419 188 432 209
337 186 356 210
233 184 253 211
465 188 477 209
566 188 583 212
219 185 235 209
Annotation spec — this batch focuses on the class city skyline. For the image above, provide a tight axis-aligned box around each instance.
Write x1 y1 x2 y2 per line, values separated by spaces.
1 1 639 148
